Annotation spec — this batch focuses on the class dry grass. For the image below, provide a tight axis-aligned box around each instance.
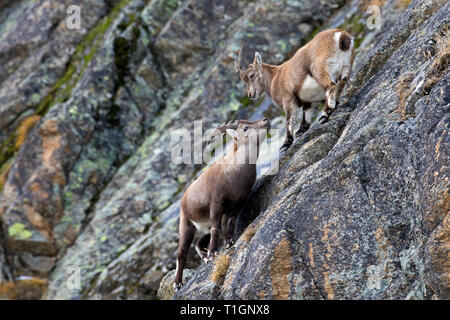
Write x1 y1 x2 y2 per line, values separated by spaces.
0 159 13 195
15 115 41 149
211 253 231 284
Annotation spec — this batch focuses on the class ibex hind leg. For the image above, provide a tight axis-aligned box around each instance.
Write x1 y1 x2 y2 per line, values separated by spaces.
318 103 333 124
174 217 195 291
295 103 311 137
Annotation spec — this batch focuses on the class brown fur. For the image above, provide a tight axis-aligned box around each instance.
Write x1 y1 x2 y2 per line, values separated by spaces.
339 32 352 51
173 118 271 289
236 29 356 151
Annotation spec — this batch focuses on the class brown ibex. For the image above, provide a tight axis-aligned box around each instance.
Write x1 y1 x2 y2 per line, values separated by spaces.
235 29 355 152
173 118 271 290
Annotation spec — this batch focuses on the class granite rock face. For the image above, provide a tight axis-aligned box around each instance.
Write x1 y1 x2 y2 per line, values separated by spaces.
0 0 448 300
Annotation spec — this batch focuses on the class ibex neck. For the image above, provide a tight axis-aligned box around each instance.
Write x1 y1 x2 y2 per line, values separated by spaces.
223 142 259 170
262 63 278 96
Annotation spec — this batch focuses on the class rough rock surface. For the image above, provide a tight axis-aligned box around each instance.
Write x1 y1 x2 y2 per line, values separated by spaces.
168 1 450 300
0 0 448 300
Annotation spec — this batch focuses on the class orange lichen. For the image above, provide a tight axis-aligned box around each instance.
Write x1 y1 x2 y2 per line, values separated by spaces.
395 0 412 9
270 237 292 300
40 120 61 167
241 225 256 243
323 271 335 299
374 226 390 261
308 243 315 268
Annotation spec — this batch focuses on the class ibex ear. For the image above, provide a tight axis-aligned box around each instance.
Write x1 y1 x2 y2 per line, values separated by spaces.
234 61 242 74
226 129 239 140
254 52 262 66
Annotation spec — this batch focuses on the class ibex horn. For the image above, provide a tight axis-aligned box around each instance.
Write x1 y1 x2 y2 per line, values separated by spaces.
208 120 240 142
234 46 246 73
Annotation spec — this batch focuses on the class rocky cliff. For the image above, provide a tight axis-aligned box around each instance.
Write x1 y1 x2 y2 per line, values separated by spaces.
0 0 448 300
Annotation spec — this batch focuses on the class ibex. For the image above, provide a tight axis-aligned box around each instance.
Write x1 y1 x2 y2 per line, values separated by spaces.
173 118 271 290
235 29 355 152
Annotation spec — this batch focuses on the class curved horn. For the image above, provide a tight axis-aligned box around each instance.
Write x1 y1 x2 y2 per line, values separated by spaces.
234 46 245 73
208 120 240 141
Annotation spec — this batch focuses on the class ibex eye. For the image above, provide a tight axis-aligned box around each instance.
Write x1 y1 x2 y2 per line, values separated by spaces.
244 127 249 131
249 74 254 80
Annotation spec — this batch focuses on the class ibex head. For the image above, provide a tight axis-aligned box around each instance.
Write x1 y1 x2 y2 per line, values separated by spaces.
234 47 266 101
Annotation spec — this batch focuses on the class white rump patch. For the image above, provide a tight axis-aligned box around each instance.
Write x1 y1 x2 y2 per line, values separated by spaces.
299 75 326 102
192 220 211 232
334 31 342 49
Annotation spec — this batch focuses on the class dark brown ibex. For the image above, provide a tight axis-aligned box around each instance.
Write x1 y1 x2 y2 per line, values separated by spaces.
235 29 355 152
173 118 271 290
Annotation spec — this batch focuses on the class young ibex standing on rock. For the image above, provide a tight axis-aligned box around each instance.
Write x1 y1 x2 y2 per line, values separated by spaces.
173 118 271 290
235 29 355 152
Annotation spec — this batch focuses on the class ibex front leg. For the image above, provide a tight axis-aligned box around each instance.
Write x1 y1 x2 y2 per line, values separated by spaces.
280 97 298 152
311 64 338 124
295 103 311 138
195 233 210 264
206 202 222 261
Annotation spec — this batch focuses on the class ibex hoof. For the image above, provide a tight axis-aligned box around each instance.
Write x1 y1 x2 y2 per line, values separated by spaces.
295 124 310 138
173 282 183 292
225 240 234 249
203 257 211 264
280 141 292 153
318 115 328 124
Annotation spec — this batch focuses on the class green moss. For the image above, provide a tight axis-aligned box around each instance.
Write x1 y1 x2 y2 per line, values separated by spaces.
277 39 288 52
8 223 33 240
239 96 253 108
35 0 132 117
